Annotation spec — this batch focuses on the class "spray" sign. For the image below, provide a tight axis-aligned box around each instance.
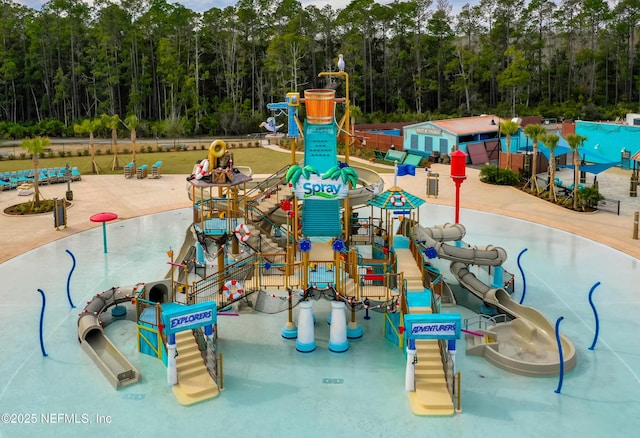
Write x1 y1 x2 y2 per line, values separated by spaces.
293 174 349 200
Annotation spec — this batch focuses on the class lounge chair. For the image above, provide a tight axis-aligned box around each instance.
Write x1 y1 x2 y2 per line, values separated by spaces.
402 153 423 167
384 149 407 163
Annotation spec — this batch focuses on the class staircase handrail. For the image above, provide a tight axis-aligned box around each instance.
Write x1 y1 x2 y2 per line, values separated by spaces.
244 202 298 247
238 164 290 204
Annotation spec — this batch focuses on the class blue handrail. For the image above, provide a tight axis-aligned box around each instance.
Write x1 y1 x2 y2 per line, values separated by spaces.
517 248 528 304
65 249 76 308
554 316 565 394
588 281 602 350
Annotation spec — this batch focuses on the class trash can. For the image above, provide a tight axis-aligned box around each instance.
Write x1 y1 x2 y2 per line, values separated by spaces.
622 150 631 170
53 198 67 230
426 172 439 198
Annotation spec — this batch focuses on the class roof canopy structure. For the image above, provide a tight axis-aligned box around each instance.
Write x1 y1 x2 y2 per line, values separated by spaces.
368 186 425 210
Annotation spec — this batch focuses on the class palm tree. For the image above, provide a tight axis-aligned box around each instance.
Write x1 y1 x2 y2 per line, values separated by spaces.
542 133 560 203
101 113 121 170
73 118 102 174
566 133 587 210
499 119 520 169
164 114 185 149
523 124 547 192
124 114 139 167
20 137 50 207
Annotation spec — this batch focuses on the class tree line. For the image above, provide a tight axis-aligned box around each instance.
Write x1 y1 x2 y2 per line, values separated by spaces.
1 0 640 140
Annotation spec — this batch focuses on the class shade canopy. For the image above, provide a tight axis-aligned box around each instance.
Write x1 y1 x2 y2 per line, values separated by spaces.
90 212 118 223
536 133 621 174
367 186 425 210
558 162 621 174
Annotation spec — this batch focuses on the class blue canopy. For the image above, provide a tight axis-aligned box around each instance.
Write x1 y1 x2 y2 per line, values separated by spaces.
539 145 570 160
559 162 621 174
536 133 620 174
538 134 570 159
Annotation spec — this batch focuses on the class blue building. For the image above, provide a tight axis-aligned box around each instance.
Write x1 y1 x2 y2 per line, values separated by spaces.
402 115 503 163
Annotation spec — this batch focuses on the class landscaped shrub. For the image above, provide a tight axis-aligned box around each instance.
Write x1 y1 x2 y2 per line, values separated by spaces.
479 165 521 185
577 186 604 210
15 199 56 214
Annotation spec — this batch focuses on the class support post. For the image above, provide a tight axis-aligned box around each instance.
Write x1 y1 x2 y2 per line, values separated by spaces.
167 333 177 385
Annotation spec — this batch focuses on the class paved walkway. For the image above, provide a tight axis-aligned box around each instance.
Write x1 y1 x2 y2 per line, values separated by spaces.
1 149 638 264
0 174 191 263
382 164 639 258
553 166 640 217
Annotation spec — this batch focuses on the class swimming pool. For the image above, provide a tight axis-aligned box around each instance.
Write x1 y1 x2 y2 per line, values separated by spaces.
0 205 638 437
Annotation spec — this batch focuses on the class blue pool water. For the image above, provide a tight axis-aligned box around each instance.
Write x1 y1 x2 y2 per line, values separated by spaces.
0 205 638 437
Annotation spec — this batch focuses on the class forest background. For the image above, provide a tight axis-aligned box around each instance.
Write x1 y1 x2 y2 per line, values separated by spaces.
1 0 640 140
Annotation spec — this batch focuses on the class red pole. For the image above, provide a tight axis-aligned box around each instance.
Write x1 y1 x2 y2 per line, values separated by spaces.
454 179 462 223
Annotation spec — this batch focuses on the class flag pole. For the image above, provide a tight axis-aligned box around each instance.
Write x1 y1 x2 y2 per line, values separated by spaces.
394 161 398 187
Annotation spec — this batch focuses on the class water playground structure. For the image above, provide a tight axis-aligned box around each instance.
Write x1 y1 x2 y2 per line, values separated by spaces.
77 66 576 414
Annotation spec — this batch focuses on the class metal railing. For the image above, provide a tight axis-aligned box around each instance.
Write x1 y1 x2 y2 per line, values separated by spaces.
239 164 289 204
193 327 219 386
464 314 506 331
597 197 621 215
439 339 456 406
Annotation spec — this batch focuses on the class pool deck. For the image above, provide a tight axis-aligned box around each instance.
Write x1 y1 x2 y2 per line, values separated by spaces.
1 158 638 264
1 153 639 437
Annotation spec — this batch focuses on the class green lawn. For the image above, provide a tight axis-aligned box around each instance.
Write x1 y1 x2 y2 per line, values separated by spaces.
0 146 393 175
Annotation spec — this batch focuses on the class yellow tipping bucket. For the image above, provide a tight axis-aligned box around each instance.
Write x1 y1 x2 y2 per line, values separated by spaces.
304 89 335 125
